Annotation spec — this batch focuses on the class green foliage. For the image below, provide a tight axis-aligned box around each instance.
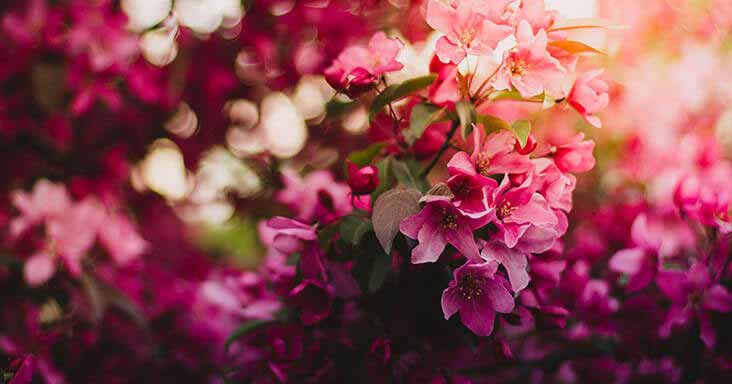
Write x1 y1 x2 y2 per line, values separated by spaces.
405 103 443 145
369 75 437 119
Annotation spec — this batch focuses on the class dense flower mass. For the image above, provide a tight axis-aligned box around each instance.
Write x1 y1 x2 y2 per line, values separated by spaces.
1 0 732 383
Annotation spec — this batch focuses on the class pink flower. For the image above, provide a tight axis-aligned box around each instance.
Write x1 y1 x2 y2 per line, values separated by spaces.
276 169 353 224
530 158 576 212
426 0 514 64
568 70 609 128
609 214 673 292
441 259 514 336
508 0 557 31
44 198 105 275
324 32 403 97
22 197 105 286
346 161 380 195
552 132 596 173
674 175 732 234
98 212 148 266
657 263 732 348
428 64 461 107
446 128 534 215
399 199 490 263
486 176 558 248
492 21 565 98
9 179 71 238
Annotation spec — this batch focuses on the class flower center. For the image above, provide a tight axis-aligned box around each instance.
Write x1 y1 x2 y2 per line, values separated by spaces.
497 201 518 220
476 156 491 176
509 59 528 77
441 210 458 230
458 273 483 300
458 27 477 47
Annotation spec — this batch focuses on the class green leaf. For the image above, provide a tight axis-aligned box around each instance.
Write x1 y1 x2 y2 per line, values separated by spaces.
488 89 525 102
405 103 443 145
370 157 395 202
476 114 511 134
339 215 372 245
347 143 385 167
371 188 422 253
368 251 392 293
510 120 532 148
369 75 437 120
456 100 477 139
391 159 429 192
326 98 357 117
225 319 273 351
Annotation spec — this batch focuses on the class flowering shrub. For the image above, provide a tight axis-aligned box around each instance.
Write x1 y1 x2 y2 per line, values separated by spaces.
1 0 731 383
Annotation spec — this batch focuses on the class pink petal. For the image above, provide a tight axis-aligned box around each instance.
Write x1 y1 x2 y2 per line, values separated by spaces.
24 252 56 286
434 36 466 64
699 311 716 348
447 151 477 177
425 0 455 36
441 287 462 319
459 299 496 336
609 248 646 275
484 277 515 313
482 243 529 292
411 224 447 264
445 224 480 259
702 285 732 312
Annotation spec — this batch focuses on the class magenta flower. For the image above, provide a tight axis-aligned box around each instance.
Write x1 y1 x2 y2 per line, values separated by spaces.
568 70 609 128
441 259 515 336
324 32 404 97
657 263 732 348
400 199 490 263
426 0 514 64
486 176 558 248
552 132 596 173
492 20 565 98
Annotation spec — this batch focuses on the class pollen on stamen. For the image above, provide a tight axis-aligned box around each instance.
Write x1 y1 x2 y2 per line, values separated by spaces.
441 210 459 230
497 201 517 220
458 273 483 301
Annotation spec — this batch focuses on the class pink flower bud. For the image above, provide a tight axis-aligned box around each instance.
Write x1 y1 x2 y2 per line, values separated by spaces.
346 161 380 195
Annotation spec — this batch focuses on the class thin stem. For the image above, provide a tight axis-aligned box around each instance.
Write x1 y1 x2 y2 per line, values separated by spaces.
420 120 459 177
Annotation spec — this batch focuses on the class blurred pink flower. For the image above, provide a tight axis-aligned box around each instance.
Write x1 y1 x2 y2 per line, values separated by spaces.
552 132 596 173
568 70 609 128
98 213 148 266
